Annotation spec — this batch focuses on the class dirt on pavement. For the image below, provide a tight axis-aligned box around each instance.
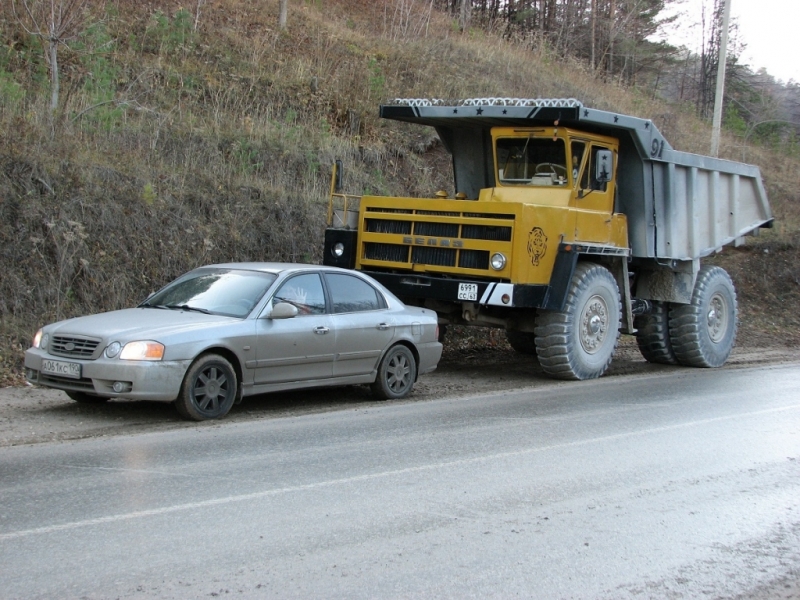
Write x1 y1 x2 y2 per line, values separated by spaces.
1 337 797 448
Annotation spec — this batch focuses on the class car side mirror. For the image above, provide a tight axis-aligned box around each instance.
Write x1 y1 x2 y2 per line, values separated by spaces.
269 302 299 319
595 150 613 183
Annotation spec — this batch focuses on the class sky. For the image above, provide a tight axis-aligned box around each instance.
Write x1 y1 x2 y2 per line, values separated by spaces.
659 0 800 84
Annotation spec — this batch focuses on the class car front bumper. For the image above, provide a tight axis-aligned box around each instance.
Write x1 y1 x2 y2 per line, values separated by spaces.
24 348 192 402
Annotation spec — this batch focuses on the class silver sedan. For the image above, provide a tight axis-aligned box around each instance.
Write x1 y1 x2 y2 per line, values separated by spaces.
24 263 443 420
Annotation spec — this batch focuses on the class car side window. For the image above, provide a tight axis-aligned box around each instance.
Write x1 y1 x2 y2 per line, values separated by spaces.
272 273 326 315
325 274 385 314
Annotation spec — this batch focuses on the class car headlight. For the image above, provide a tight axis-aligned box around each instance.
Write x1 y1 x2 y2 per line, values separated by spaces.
490 252 507 270
105 341 122 358
33 329 46 349
332 242 345 257
119 341 165 361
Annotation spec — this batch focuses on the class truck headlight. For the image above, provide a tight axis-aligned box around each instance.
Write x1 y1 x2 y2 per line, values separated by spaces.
332 242 345 257
490 253 507 270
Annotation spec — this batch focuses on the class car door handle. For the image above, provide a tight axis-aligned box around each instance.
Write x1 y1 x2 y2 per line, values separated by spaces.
377 323 390 330
314 326 330 335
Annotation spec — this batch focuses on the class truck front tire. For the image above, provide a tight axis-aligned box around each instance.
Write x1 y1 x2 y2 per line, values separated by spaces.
669 266 737 368
535 262 621 380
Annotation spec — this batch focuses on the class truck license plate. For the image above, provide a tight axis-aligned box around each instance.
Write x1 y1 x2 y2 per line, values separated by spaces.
458 283 478 301
41 359 81 379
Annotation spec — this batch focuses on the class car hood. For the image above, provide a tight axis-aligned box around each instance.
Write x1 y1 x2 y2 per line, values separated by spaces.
45 307 240 341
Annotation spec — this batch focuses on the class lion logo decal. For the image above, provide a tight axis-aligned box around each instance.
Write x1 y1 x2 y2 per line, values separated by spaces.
527 227 547 266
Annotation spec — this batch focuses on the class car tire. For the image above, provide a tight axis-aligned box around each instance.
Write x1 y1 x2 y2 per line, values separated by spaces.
371 344 417 400
66 391 108 404
175 354 238 421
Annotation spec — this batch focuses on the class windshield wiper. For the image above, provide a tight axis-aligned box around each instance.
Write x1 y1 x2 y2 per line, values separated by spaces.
165 304 212 314
139 302 168 309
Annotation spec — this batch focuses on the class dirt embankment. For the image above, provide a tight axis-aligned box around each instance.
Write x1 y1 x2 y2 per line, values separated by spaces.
1 339 796 448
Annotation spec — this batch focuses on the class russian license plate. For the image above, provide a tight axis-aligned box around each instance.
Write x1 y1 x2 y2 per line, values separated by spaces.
41 359 81 379
457 283 478 301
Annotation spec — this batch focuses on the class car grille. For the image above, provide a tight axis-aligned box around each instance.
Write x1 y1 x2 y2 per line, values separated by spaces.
38 373 95 391
50 336 101 359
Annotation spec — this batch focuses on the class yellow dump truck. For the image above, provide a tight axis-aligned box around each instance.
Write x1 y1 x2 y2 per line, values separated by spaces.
323 98 773 380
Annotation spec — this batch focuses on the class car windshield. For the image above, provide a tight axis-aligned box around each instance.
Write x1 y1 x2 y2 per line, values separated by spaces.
141 268 277 317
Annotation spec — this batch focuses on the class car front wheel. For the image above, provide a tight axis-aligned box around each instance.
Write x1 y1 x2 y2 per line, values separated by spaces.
175 354 238 421
371 344 417 400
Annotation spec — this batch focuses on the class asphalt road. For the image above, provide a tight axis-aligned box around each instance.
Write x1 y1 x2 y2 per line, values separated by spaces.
1 364 799 599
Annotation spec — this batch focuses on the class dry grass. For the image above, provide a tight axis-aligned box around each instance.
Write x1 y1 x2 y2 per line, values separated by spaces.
0 0 798 384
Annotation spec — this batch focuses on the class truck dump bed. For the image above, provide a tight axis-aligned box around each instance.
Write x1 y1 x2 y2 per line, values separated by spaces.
381 98 773 261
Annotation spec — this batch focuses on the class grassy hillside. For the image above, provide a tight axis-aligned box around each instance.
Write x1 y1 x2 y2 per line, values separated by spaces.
0 0 797 384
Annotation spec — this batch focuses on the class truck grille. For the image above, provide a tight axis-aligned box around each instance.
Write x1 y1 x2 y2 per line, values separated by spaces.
414 222 459 237
50 336 101 359
412 246 456 267
365 219 411 234
459 250 489 270
365 243 408 262
462 224 511 241
362 205 513 274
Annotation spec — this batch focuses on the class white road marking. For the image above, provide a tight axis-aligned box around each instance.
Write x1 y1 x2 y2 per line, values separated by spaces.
3 403 799 541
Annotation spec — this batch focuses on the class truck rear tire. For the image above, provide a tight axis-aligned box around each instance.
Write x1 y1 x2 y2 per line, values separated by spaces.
669 266 737 368
535 262 621 380
634 301 679 364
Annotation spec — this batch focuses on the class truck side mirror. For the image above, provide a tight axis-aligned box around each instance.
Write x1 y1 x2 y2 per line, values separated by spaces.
595 150 613 183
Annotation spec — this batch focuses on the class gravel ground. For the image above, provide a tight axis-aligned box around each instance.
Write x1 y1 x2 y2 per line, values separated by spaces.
1 339 796 448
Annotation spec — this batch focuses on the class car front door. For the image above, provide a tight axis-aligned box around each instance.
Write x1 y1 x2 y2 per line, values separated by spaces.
252 273 335 385
324 272 395 378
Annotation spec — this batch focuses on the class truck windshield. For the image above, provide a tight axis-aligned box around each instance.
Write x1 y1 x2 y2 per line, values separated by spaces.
497 137 567 186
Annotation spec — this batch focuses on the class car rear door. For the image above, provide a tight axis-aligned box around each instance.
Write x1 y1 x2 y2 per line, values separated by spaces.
324 272 395 378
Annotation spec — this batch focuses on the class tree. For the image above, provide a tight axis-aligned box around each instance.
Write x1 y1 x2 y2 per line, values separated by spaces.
458 0 471 32
12 0 89 121
279 0 288 30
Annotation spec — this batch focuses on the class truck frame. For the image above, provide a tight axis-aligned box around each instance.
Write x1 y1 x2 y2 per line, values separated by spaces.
324 98 773 380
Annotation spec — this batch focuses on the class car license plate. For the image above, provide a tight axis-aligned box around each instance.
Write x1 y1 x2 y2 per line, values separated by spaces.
41 359 81 379
458 283 478 301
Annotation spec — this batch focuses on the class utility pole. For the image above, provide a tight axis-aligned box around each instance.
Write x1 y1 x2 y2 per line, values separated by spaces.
710 0 732 157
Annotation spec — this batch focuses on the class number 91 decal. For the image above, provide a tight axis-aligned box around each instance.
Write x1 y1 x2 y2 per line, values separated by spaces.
651 139 665 159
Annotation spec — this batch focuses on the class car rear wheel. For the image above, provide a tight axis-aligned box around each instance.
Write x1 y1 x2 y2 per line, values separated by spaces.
66 391 108 404
175 354 238 421
371 344 417 400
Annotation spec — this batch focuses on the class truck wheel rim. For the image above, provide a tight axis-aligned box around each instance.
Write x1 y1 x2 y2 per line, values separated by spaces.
580 294 608 354
707 292 728 343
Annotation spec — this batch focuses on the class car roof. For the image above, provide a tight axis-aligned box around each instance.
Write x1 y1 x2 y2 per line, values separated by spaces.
199 262 351 276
